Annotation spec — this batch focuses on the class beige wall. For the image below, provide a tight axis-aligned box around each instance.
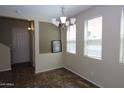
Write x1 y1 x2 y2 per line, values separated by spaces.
0 43 11 71
63 5 124 88
34 20 63 73
39 22 60 53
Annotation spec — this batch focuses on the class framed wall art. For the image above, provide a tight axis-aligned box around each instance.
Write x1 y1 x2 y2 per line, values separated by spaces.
51 40 62 53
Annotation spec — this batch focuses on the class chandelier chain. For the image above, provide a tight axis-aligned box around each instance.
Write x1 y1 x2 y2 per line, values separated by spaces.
61 6 65 16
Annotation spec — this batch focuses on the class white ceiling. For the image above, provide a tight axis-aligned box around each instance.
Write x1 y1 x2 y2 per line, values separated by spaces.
0 5 93 22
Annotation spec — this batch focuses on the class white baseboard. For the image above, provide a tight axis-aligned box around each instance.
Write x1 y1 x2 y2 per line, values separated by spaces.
64 66 104 88
0 65 11 72
35 66 63 74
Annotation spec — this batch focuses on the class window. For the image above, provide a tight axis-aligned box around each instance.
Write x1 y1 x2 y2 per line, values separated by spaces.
84 16 102 59
67 24 76 54
120 9 124 64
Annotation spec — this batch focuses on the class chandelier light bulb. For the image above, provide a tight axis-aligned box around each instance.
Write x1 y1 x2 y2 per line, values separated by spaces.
70 18 76 25
60 16 66 24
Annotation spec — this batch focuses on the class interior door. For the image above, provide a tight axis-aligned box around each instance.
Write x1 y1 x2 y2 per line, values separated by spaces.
12 27 30 64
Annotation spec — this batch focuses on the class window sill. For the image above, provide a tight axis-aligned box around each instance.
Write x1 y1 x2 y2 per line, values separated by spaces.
84 55 102 60
67 51 76 55
119 61 124 65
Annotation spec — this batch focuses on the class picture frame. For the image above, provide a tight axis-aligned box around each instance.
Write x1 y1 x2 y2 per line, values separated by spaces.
51 40 62 53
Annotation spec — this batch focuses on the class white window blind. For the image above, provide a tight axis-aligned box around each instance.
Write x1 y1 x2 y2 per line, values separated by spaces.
84 16 102 59
120 9 124 64
67 24 76 54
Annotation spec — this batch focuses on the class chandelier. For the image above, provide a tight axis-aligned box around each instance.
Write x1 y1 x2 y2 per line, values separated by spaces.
52 6 76 28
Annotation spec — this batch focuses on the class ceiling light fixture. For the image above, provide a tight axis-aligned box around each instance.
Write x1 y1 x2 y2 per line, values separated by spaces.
52 6 76 29
27 20 34 31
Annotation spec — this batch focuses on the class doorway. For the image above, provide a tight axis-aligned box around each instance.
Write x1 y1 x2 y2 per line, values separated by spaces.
12 26 30 64
11 19 35 67
0 17 35 70
12 20 33 65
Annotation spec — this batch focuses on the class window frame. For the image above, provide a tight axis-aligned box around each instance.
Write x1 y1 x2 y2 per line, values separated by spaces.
84 16 103 60
66 24 76 54
120 9 124 64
